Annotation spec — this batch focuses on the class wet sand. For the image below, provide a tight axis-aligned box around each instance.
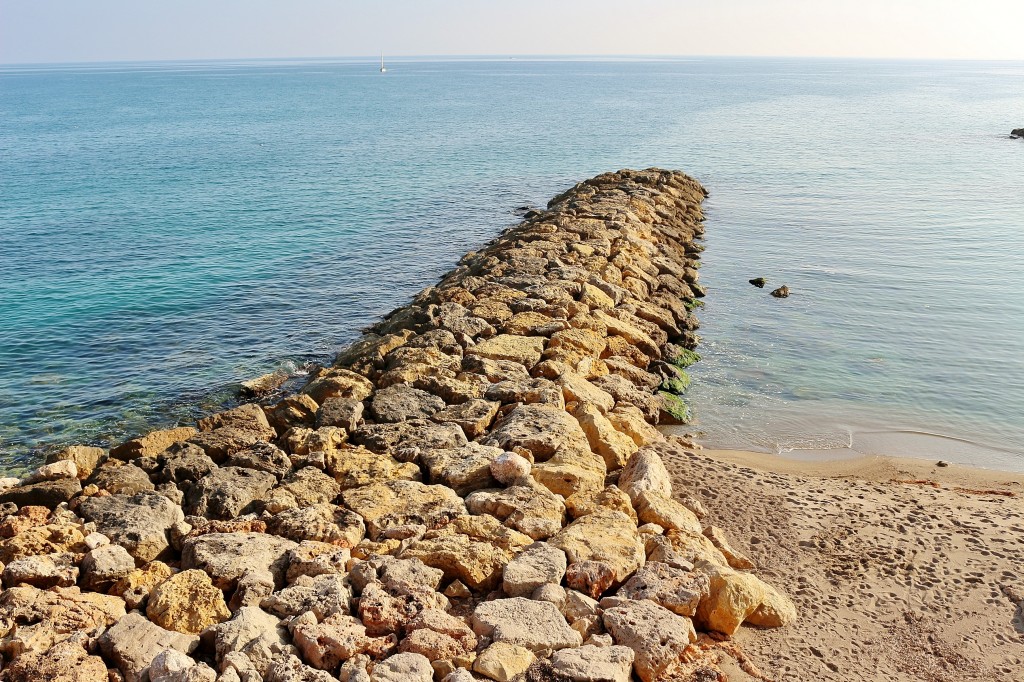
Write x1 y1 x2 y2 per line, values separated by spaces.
660 443 1024 681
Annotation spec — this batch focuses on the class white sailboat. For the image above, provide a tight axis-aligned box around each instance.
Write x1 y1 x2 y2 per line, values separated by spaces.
379 54 387 73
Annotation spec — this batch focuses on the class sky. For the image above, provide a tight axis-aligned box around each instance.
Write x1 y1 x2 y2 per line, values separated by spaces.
2 0 1024 64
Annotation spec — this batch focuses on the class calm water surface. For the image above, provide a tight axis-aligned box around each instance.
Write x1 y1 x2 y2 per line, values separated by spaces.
2 58 1023 473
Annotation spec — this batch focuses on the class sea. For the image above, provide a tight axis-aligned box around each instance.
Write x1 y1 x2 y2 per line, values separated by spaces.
2 57 1023 474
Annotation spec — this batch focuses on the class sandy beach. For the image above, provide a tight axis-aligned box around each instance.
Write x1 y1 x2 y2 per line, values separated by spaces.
659 444 1024 681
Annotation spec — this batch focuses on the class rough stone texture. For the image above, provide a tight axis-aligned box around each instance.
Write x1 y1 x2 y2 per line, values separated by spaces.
111 426 198 460
474 642 537 681
420 442 503 496
694 560 796 635
369 652 433 682
502 541 568 597
471 598 582 656
549 644 635 682
181 532 297 590
146 568 231 633
341 480 466 539
483 404 591 463
46 444 107 479
617 446 672 503
633 490 702 533
184 466 276 520
0 479 82 508
371 384 446 422
466 484 566 540
602 600 696 682
489 451 532 486
550 510 644 596
616 561 709 616
0 640 108 682
78 491 185 563
80 542 136 591
98 612 200 682
466 334 545 367
2 552 78 589
431 398 501 439
325 445 421 491
267 503 365 546
291 613 397 670
703 525 755 570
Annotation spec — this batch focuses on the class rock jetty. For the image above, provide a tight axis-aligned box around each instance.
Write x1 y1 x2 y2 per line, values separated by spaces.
0 169 794 682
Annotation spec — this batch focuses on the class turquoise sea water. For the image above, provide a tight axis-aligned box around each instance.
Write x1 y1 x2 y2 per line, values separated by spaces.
2 57 1023 473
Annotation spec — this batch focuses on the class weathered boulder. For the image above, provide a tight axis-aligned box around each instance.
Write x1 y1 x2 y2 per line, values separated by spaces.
399 515 531 592
549 510 644 598
370 652 433 681
267 503 365 546
617 561 709 616
111 426 197 460
0 585 125 659
181 532 297 590
146 568 231 633
2 552 78 588
466 334 545 368
703 525 755 569
226 441 292 479
352 419 467 455
617 446 672 503
602 600 696 682
198 402 275 438
87 460 154 495
290 612 397 669
341 480 466 539
78 491 184 563
80 542 136 591
261 573 352 620
23 460 78 484
0 639 108 682
489 451 532 486
549 644 635 682
110 561 174 609
0 478 82 508
471 597 581 656
265 466 341 512
184 466 276 520
98 612 200 682
47 445 107 480
265 393 319 432
466 483 566 540
694 560 796 635
159 444 217 485
564 485 636 523
431 398 501 439
502 541 567 597
316 396 365 431
474 641 537 681
633 491 702 533
420 442 503 496
207 605 290 670
371 384 446 423
325 445 420 491
304 368 375 404
573 402 637 470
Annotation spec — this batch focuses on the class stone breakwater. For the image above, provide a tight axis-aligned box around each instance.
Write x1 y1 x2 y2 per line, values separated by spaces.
0 169 794 682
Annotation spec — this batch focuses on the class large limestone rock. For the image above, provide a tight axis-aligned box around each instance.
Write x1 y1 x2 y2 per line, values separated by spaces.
110 561 174 609
502 541 567 597
261 573 353 620
184 466 276 520
87 461 154 495
617 446 672 503
549 644 635 682
549 510 644 597
303 368 375 404
484 404 592 463
46 445 107 479
0 585 126 659
197 402 275 438
370 384 446 423
98 612 200 682
78 491 184 563
694 561 796 635
473 641 536 681
617 561 709 616
181 532 297 590
471 597 582 656
466 334 545 368
207 606 290 670
633 491 702 533
0 479 82 508
0 640 108 682
465 483 566 540
602 600 696 682
1 552 78 589
400 515 531 591
146 568 231 634
267 503 365 546
325 446 420 491
341 480 466 539
420 442 503 496
80 543 136 591
370 652 433 682
111 426 197 460
352 419 467 455
430 398 501 439
605 405 663 447
290 613 396 670
573 402 637 470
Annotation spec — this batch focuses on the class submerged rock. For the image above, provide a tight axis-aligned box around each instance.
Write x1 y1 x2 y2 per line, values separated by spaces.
770 285 790 298
749 277 766 288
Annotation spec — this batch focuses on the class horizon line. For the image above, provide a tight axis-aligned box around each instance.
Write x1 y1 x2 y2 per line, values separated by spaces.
4 53 1024 68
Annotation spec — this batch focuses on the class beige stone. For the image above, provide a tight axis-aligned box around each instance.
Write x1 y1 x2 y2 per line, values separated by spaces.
633 491 702 534
473 642 537 681
341 480 466 540
704 525 755 569
111 426 197 460
573 402 637 470
146 569 231 634
325 445 420 491
564 486 636 523
471 598 582 656
602 600 695 682
695 561 795 635
605 405 663 447
550 510 644 596
466 334 545 367
618 447 672 503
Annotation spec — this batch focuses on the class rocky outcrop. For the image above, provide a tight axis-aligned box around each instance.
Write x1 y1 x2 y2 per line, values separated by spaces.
1011 128 1024 139
0 169 794 682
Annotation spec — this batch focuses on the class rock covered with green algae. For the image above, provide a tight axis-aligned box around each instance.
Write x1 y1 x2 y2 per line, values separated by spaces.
0 169 795 682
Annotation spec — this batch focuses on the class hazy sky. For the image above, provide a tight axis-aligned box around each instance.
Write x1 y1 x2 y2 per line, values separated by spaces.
2 0 1023 64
